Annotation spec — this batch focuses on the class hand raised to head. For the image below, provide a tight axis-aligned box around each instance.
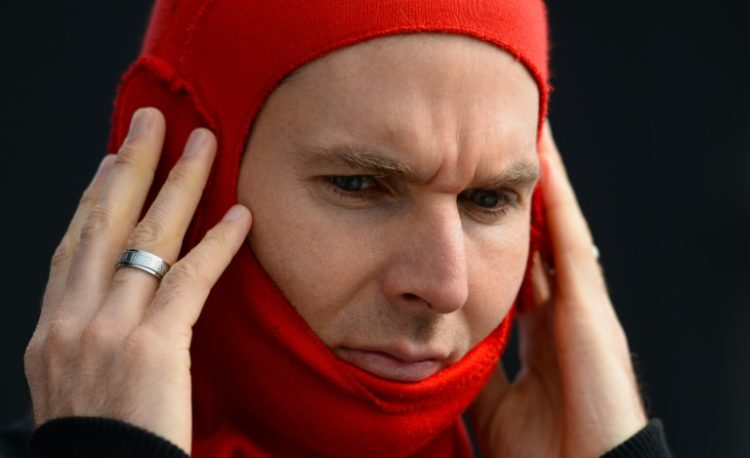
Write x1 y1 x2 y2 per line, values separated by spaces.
24 108 252 454
472 122 647 458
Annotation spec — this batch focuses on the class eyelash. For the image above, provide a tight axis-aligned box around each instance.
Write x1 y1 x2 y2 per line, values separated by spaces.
459 191 513 218
324 175 518 218
325 176 382 200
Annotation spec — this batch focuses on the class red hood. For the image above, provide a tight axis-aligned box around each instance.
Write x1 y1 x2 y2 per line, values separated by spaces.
108 1 550 456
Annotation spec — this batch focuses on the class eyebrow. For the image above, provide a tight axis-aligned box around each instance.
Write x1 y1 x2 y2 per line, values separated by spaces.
482 161 540 189
297 144 539 189
299 145 417 181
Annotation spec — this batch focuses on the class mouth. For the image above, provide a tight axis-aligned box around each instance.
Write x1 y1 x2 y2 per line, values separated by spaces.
335 346 447 382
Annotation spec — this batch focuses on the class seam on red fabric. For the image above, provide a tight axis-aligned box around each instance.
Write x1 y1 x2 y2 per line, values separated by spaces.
114 55 218 133
112 55 219 251
178 0 216 74
177 0 239 221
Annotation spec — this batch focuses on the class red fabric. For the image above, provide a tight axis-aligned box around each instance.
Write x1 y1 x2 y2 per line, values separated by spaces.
108 1 550 456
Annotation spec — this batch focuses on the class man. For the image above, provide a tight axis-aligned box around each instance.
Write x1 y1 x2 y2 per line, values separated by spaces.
22 0 671 456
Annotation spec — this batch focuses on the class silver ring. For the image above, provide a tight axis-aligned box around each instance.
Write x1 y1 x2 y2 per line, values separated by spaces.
593 244 600 261
116 249 171 280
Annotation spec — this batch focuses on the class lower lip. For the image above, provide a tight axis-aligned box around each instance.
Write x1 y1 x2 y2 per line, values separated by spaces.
336 348 442 382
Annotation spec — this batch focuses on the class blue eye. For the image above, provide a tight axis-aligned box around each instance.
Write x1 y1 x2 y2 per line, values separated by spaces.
459 189 518 221
466 189 505 209
329 176 377 192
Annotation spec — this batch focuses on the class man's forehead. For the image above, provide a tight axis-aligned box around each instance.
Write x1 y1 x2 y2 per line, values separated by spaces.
256 33 541 192
283 33 522 81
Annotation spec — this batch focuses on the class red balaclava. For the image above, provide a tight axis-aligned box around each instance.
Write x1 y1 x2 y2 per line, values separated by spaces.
108 1 550 456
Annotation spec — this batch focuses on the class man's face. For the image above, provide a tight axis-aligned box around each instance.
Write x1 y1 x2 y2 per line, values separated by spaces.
238 34 539 382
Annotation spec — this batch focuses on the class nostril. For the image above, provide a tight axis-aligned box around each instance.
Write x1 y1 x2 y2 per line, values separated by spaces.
402 293 433 308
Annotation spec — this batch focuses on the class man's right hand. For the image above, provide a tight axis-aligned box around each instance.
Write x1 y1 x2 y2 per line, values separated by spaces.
24 107 252 454
471 123 647 458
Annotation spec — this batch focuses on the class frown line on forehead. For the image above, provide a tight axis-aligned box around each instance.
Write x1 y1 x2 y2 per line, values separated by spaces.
295 143 539 190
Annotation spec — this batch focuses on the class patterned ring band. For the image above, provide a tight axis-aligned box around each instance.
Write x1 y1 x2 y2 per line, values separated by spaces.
116 249 171 280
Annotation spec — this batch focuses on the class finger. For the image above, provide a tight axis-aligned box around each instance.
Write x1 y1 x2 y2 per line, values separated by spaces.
145 205 252 332
127 128 216 262
516 290 555 369
530 251 552 309
518 251 558 373
101 128 216 327
522 251 563 371
66 108 166 312
514 294 564 417
539 122 603 295
471 362 511 431
42 155 115 319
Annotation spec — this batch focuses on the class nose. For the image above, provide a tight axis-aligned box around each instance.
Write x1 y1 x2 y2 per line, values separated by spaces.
381 204 469 314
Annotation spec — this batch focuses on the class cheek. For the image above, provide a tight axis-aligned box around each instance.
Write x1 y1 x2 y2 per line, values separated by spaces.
241 155 532 352
243 181 379 338
464 223 530 346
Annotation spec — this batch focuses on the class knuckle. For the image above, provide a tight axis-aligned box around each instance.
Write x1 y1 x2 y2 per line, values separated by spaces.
80 205 114 242
80 316 114 350
24 333 52 389
202 227 230 253
164 162 195 190
115 142 157 177
130 218 168 248
108 269 131 291
196 229 234 266
24 335 43 371
23 343 45 398
45 317 75 348
77 186 100 212
113 145 140 169
50 240 76 271
43 317 78 365
166 258 204 286
154 282 185 311
158 258 211 304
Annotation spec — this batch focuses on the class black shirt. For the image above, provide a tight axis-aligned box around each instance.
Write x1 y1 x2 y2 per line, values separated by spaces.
0 415 672 457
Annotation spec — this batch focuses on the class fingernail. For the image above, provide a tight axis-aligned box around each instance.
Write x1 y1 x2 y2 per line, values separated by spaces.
184 129 208 157
222 205 248 222
129 108 153 138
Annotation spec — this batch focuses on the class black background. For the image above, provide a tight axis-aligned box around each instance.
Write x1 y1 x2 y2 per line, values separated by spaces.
1 2 748 456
